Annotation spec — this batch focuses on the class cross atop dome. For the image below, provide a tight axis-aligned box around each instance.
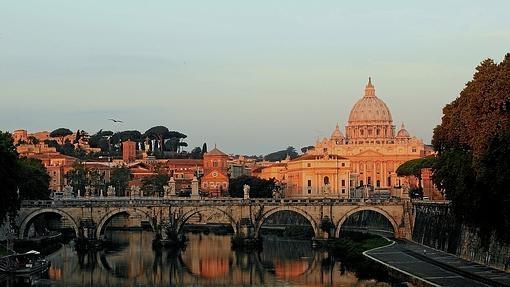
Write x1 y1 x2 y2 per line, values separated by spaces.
364 77 376 97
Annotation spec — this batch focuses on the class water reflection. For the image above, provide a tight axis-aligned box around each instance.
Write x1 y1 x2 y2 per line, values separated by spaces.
13 231 391 286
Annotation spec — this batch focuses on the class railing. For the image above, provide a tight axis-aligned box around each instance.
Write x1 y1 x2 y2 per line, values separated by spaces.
20 196 408 208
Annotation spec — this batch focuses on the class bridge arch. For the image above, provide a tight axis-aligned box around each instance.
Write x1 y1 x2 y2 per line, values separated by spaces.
254 207 320 239
334 206 398 238
96 208 156 239
19 208 79 239
175 207 238 235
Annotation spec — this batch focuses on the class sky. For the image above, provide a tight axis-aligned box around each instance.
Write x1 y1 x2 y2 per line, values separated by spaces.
1 1 509 155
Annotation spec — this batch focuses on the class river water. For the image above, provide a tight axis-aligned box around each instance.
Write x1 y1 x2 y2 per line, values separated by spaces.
2 230 394 286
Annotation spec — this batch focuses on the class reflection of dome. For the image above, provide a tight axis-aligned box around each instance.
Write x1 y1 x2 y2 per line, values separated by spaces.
330 124 344 140
347 78 393 124
199 258 229 278
274 261 309 279
396 123 411 138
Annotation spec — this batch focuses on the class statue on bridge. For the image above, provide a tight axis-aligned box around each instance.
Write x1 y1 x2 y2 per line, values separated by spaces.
63 185 73 198
164 177 176 198
131 186 141 197
107 185 115 197
243 184 250 199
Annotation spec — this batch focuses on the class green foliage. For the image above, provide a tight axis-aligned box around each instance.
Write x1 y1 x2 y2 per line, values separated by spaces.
88 130 113 152
396 157 435 178
190 147 203 159
50 128 73 144
202 143 208 154
229 175 276 198
111 130 142 144
141 174 169 197
111 166 132 196
0 132 20 224
0 132 51 224
301 145 315 153
432 53 510 243
264 146 298 162
65 162 88 196
17 157 50 199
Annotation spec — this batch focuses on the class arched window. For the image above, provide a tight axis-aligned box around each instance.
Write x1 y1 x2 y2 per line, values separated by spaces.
324 176 330 185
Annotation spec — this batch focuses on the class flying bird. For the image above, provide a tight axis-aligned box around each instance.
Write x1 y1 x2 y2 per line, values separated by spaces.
108 118 123 123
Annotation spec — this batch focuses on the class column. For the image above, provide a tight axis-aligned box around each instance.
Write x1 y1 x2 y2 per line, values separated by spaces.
372 161 376 187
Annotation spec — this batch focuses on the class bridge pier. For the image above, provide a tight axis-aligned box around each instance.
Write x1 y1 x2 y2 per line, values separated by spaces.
232 218 261 248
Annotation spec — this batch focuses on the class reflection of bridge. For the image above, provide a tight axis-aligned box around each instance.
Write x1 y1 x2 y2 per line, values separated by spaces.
16 197 414 241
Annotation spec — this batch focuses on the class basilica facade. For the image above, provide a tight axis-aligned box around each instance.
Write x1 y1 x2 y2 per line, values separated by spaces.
277 78 431 198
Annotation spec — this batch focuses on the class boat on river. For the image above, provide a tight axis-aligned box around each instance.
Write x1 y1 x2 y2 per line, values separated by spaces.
0 250 50 274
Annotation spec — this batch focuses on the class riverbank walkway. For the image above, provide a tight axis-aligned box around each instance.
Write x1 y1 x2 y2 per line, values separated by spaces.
364 239 510 287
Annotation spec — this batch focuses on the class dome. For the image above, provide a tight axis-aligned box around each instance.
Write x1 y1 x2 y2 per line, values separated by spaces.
330 124 344 140
396 123 411 138
347 78 393 125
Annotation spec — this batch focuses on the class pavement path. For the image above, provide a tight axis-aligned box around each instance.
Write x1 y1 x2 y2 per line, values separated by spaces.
364 239 510 287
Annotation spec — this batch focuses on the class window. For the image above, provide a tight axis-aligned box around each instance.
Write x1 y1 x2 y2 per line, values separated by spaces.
341 180 345 187
341 162 345 167
324 176 330 185
307 163 311 167
342 189 345 194
412 147 417 153
213 161 218 167
376 180 381 187
307 189 311 194
307 180 312 187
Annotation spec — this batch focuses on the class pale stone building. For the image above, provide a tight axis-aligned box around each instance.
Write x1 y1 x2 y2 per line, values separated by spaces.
261 78 428 198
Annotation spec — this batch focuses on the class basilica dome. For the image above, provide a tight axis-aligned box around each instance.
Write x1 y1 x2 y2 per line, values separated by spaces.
347 78 393 125
396 123 411 138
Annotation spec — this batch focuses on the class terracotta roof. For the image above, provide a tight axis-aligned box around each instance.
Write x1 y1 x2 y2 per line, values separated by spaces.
205 147 227 156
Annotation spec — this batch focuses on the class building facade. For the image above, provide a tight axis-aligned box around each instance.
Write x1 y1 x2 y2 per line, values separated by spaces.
201 147 229 197
260 78 429 198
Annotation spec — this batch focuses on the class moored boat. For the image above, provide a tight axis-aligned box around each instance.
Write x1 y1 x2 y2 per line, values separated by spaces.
0 250 50 274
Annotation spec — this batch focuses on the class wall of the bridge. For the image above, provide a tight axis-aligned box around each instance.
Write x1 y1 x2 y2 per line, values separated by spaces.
15 200 413 241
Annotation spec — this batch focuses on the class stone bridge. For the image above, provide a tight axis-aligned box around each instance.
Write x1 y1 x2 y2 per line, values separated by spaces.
16 197 414 243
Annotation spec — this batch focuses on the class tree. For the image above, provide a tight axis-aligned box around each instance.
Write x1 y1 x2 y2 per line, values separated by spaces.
396 156 436 193
17 157 50 200
144 126 170 152
65 162 88 196
27 136 39 145
141 174 169 197
50 128 73 145
301 145 315 153
202 143 208 155
432 53 510 243
229 175 276 198
264 146 298 162
0 132 50 225
190 147 203 159
111 166 131 196
0 132 20 224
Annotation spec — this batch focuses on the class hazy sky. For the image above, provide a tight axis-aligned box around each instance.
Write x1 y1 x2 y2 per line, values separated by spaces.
1 1 509 155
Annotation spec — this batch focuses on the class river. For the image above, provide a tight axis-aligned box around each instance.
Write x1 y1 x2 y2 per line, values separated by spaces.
2 230 395 286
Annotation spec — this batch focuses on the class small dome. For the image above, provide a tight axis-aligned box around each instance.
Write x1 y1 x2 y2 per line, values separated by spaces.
347 78 393 124
396 123 411 138
330 124 344 140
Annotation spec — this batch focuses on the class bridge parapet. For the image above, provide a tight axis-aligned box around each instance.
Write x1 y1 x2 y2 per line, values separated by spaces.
21 197 405 208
